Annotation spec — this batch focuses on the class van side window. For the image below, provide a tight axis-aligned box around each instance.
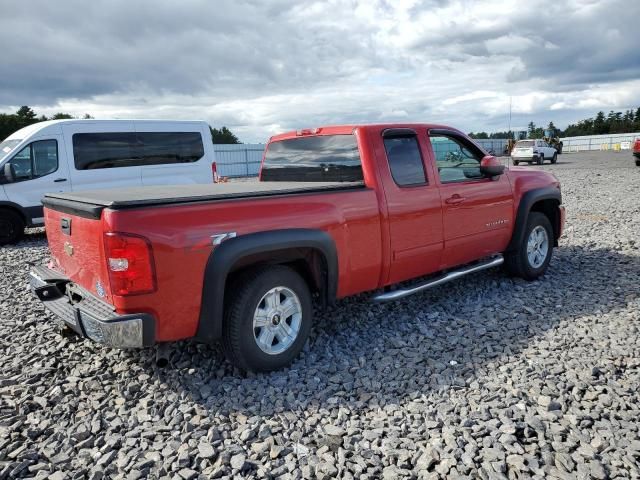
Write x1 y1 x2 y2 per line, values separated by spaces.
383 136 427 186
4 140 58 182
73 132 205 170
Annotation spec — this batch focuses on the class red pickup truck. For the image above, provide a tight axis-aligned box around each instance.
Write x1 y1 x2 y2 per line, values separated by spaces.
633 138 640 166
30 124 565 371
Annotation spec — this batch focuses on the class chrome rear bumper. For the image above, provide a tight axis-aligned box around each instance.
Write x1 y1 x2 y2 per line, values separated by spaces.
29 266 155 348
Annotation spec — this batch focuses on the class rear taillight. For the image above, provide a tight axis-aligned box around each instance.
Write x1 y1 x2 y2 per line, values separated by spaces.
212 161 219 183
104 232 156 296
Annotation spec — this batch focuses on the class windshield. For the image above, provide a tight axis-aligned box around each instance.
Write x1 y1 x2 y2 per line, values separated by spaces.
515 140 534 147
0 139 23 158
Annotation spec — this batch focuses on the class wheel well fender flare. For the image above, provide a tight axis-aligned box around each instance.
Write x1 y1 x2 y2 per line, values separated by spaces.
196 228 338 342
507 187 562 252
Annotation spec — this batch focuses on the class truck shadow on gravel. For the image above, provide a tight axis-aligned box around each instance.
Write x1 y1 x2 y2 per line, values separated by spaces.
139 244 639 415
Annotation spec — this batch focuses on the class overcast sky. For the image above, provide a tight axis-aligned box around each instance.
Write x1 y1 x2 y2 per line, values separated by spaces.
1 0 639 142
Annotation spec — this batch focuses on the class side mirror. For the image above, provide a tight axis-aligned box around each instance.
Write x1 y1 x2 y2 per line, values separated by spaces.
0 163 14 184
479 155 505 178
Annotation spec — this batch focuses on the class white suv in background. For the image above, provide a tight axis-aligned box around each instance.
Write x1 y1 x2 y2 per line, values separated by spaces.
511 139 558 166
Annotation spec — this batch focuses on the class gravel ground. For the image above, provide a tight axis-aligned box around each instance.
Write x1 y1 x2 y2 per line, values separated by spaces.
1 152 639 479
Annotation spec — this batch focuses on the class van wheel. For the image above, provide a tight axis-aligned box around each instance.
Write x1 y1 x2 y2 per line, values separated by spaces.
0 209 25 245
222 266 312 372
504 212 554 281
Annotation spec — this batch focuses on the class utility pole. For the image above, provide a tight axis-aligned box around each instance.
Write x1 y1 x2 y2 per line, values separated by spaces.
507 96 512 165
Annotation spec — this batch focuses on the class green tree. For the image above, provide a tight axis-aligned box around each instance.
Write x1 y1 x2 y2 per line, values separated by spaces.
593 111 607 134
468 131 488 139
52 113 74 119
16 106 37 120
210 126 240 144
527 122 536 137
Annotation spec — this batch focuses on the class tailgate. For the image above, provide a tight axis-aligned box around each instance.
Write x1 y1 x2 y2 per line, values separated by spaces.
44 207 113 303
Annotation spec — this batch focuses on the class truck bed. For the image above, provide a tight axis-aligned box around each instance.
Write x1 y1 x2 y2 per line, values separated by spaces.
42 181 366 218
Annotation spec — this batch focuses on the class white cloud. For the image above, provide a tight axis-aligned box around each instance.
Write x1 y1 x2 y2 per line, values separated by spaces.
0 0 639 142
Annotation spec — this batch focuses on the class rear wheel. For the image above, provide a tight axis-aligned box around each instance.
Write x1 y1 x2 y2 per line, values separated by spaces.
537 154 544 165
551 152 558 164
0 209 25 246
222 265 312 372
504 212 554 281
513 160 520 166
636 160 640 167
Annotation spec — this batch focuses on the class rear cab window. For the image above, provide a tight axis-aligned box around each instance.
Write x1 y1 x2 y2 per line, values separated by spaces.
261 135 363 182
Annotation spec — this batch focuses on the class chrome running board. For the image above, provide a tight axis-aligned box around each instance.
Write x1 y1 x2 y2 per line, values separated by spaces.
371 255 504 302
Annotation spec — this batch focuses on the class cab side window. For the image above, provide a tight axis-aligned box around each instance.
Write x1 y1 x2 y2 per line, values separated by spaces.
383 135 427 186
5 140 58 183
430 133 484 183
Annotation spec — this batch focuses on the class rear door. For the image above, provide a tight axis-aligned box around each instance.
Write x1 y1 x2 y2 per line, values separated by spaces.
374 127 443 285
427 130 513 269
2 135 71 224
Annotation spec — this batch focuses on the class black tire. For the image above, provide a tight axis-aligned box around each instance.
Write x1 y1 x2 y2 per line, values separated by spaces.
551 152 558 164
536 154 544 165
0 209 25 246
513 160 520 166
636 160 640 167
222 265 312 372
504 212 554 281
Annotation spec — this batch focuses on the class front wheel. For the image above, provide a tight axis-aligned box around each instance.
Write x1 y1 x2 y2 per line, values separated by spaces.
222 266 312 372
504 212 554 281
551 152 558 164
636 160 640 167
536 154 544 165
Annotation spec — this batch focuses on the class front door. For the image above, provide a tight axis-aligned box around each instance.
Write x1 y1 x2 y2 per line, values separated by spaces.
427 130 514 269
2 135 71 224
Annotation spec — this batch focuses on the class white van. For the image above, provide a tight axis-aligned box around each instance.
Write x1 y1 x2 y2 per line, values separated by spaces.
0 119 216 244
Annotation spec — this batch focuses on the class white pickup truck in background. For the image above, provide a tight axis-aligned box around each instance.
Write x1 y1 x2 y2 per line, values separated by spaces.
511 139 558 166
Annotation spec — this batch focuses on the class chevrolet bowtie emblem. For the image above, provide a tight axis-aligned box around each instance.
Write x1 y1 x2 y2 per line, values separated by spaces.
64 242 74 256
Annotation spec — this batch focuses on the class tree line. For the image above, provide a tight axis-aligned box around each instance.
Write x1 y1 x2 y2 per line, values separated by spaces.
469 107 640 139
0 106 241 144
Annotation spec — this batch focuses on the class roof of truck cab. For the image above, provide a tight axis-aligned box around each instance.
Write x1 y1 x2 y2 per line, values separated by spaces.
269 123 461 142
4 119 209 141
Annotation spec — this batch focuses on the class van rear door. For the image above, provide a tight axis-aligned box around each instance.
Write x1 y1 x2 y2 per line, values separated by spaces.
2 134 71 225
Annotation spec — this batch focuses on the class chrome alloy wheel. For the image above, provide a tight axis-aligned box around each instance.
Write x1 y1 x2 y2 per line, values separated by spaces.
253 286 302 355
527 225 549 268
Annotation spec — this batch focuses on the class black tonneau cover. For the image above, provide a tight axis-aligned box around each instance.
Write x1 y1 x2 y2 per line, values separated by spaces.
42 181 366 219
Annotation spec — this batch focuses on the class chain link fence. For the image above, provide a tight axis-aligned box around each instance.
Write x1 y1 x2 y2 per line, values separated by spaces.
559 132 640 153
